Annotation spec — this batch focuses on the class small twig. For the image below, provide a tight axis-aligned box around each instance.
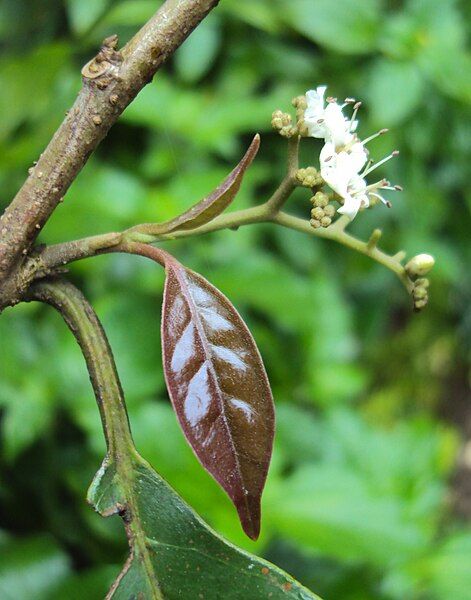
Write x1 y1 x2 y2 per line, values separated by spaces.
2 114 414 307
264 136 299 215
367 228 382 250
272 212 413 291
32 200 413 294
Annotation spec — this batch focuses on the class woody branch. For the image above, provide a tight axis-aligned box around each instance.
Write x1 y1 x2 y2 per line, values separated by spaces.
0 0 220 309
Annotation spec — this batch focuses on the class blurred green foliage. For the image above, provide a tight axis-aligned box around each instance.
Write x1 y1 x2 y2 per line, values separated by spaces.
0 0 470 598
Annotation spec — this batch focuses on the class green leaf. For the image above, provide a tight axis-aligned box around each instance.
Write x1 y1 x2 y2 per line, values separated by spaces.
284 0 381 55
49 566 118 600
88 455 321 599
175 14 221 83
367 59 425 126
67 0 109 35
1 377 54 460
0 43 70 142
101 0 155 28
0 536 70 599
304 270 368 406
382 0 471 103
221 0 282 33
267 408 455 570
418 532 471 599
422 50 471 104
267 463 428 567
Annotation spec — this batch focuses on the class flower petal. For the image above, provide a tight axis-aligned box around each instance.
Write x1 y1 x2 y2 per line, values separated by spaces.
337 194 362 219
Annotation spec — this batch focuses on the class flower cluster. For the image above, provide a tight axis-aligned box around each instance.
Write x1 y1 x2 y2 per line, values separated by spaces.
405 253 435 310
303 86 401 221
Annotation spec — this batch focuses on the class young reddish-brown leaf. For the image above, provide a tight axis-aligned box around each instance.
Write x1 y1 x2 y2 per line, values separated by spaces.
156 134 260 234
161 259 274 540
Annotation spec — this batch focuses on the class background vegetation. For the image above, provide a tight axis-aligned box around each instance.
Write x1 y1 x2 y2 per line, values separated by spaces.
0 0 470 598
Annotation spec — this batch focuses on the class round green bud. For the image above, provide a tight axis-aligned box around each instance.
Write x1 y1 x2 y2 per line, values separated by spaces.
313 191 329 208
414 298 428 310
415 278 430 289
413 286 427 300
311 207 324 220
321 216 332 228
324 204 335 217
292 95 307 110
297 119 309 137
405 254 435 277
279 124 296 138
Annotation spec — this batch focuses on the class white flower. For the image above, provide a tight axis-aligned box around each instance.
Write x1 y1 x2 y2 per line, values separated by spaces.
338 175 370 219
320 142 356 197
304 86 328 139
320 140 399 220
320 148 369 220
304 87 354 147
305 84 401 221
320 141 368 194
322 102 354 148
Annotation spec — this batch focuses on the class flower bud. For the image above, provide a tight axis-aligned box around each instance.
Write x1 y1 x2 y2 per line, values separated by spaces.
311 207 324 220
414 299 428 310
292 95 307 110
312 191 329 207
413 286 427 300
415 278 429 289
296 167 323 188
405 254 435 277
324 204 335 218
279 124 297 138
321 216 332 228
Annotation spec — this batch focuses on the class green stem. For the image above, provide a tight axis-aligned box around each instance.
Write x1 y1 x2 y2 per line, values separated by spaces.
27 278 164 599
27 279 133 455
35 200 412 292
272 212 413 291
15 131 413 301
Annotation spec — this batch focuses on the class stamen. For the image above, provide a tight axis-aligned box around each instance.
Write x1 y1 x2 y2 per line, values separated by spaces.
326 96 337 103
394 185 403 191
363 150 399 176
349 101 362 130
362 128 389 145
342 97 356 108
365 179 387 192
369 192 392 207
343 136 362 152
317 118 324 124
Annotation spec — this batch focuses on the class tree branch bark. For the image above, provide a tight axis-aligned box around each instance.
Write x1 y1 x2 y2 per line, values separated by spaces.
0 0 220 294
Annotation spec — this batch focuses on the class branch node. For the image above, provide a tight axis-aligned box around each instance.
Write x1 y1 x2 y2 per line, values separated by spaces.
81 34 123 80
393 250 407 262
367 228 382 250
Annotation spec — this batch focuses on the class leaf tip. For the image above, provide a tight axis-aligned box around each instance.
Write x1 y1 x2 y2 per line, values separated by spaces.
237 493 261 541
250 133 261 155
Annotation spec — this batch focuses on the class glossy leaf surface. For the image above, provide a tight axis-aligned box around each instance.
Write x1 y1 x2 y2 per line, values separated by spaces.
156 134 260 234
161 260 274 539
88 455 321 599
